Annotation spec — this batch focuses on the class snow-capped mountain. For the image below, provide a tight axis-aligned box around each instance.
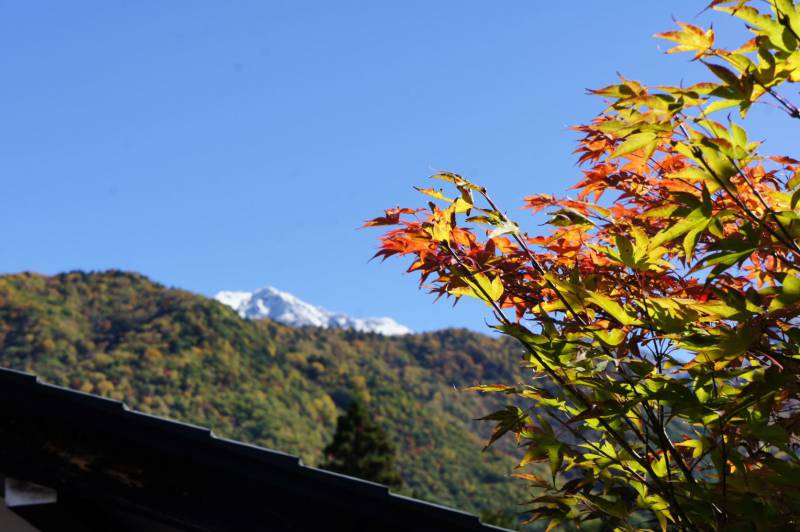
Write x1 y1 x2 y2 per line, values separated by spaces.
214 286 412 336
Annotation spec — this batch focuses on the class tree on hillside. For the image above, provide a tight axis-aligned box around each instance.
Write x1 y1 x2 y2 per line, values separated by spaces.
320 399 403 488
368 1 800 529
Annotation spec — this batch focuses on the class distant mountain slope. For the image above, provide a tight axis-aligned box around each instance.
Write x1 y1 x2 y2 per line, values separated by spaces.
0 271 530 522
215 286 412 336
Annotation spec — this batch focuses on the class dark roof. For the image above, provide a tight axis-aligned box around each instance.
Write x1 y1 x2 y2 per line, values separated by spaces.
0 367 509 531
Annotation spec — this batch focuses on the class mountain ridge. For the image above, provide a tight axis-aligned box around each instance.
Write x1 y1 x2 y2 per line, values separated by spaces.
215 285 413 336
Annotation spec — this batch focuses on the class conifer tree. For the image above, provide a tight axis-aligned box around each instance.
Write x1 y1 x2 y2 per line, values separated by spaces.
320 399 403 488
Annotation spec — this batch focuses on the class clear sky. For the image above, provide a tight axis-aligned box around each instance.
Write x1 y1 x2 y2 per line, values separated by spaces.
1 1 795 332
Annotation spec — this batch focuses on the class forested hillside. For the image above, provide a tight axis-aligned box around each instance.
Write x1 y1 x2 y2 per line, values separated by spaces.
0 270 532 520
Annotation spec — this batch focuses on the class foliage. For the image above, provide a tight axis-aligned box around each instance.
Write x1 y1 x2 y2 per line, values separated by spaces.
367 2 800 529
0 270 530 524
321 398 403 487
480 509 520 530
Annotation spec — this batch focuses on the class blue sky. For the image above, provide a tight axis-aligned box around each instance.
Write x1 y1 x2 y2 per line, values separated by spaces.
1 1 795 332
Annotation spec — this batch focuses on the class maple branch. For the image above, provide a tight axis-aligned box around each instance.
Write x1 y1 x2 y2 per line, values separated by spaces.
630 330 703 506
677 122 800 268
635 276 685 501
476 188 704 481
725 154 800 256
764 86 800 120
544 409 651 485
443 219 700 530
720 431 729 526
475 188 586 321
748 63 800 120
708 369 730 526
476 189 683 459
481 187 706 499
438 243 692 512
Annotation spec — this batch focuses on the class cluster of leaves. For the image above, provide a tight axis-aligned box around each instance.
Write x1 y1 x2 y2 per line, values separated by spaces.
368 2 800 529
0 270 531 524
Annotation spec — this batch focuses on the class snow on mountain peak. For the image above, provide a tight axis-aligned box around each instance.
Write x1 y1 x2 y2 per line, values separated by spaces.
214 286 412 336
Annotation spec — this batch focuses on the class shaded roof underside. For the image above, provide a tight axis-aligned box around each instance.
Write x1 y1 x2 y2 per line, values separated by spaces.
0 367 505 531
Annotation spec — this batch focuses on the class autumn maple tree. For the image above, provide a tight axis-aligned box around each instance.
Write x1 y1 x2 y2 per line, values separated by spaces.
367 1 800 529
